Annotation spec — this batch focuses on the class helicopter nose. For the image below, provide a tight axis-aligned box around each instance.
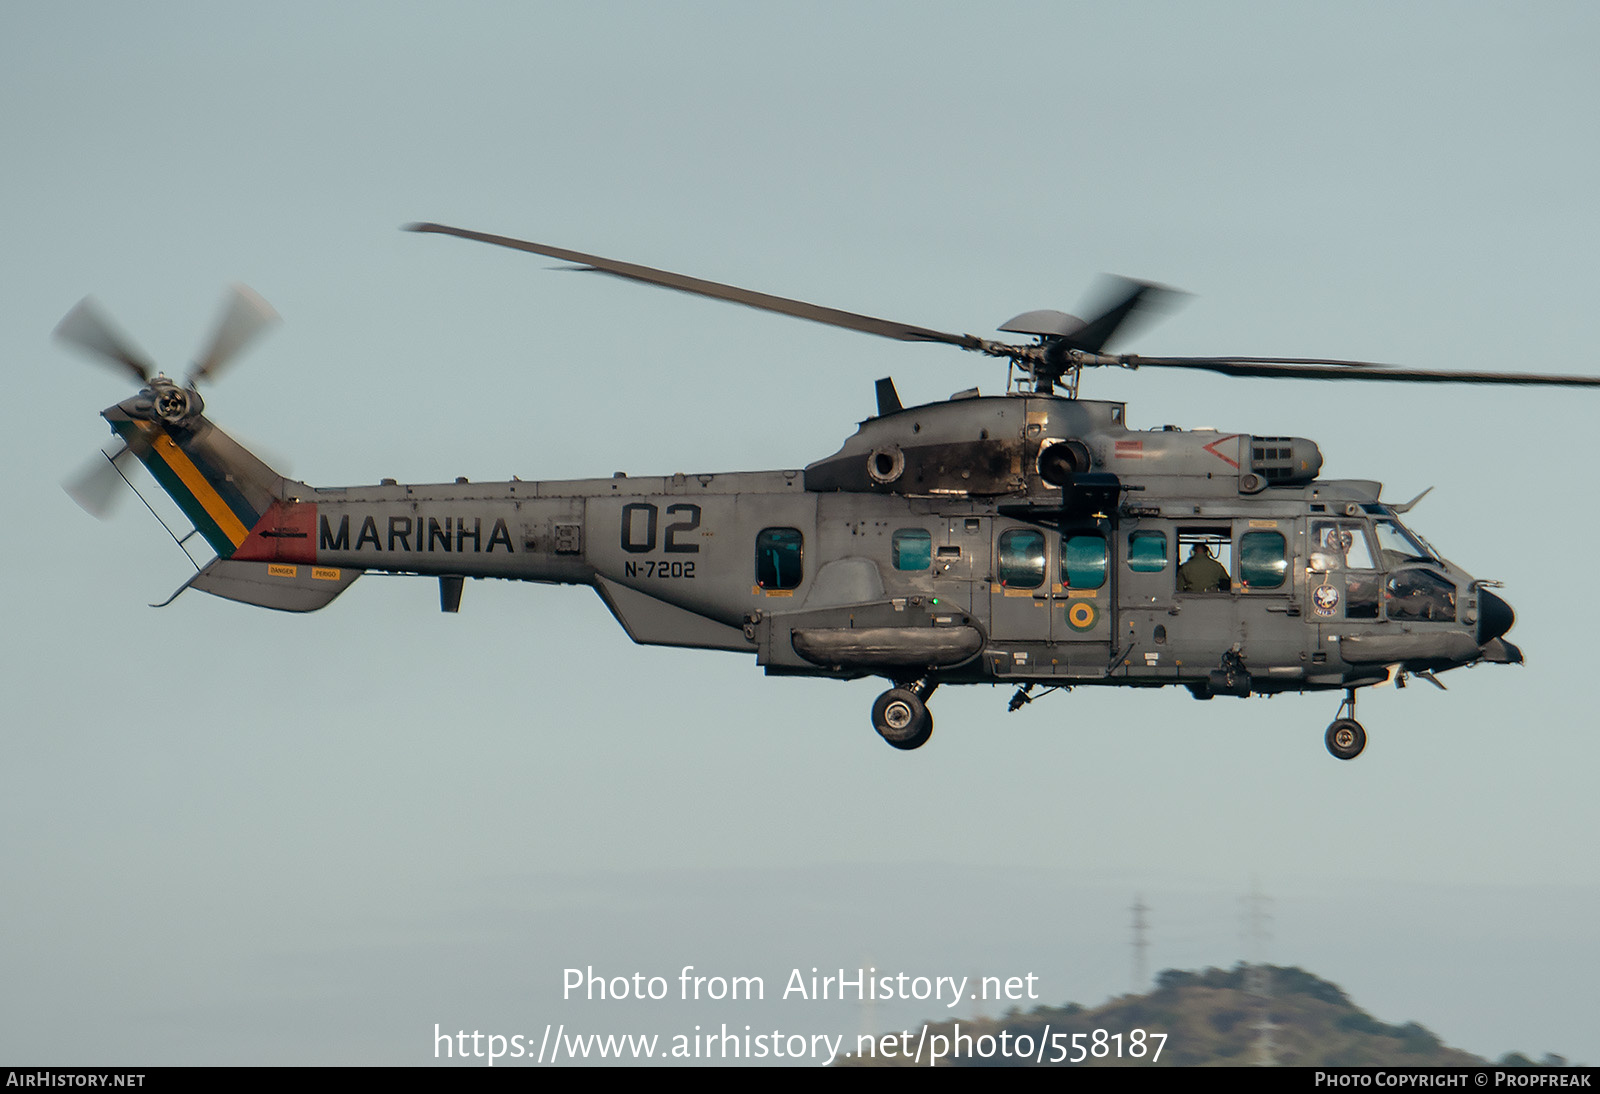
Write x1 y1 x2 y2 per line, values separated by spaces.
1478 589 1515 644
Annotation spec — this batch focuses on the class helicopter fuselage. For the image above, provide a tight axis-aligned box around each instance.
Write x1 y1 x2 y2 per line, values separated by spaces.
65 225 1568 757
174 391 1515 709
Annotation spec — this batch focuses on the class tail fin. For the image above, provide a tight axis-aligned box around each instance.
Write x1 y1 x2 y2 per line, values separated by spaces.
107 406 289 560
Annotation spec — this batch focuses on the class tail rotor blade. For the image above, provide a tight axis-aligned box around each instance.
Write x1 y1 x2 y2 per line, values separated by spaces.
64 443 139 518
54 298 155 384
190 284 279 384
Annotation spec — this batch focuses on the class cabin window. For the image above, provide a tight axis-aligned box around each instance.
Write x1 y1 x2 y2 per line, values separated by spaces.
1238 531 1288 590
997 529 1047 589
1127 530 1167 573
1386 568 1455 622
892 528 932 571
755 527 804 590
1062 533 1107 589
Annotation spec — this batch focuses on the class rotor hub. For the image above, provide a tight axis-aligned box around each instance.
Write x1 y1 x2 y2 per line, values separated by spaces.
151 379 203 424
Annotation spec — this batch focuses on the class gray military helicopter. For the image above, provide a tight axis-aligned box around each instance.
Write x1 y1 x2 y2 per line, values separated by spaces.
59 223 1600 759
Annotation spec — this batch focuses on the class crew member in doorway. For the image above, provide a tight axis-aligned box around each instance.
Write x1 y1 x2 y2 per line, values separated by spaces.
1178 543 1230 592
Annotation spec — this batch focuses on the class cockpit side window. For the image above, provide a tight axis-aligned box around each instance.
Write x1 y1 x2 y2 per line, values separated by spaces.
1386 568 1456 622
1310 520 1375 571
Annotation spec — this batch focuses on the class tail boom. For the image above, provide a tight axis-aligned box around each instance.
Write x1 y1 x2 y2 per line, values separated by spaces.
107 407 288 559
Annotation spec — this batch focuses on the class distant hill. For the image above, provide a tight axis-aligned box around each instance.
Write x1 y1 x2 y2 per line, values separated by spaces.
836 963 1566 1067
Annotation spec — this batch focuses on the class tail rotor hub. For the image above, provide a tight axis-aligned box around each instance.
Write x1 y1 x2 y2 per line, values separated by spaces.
55 285 277 517
151 379 202 424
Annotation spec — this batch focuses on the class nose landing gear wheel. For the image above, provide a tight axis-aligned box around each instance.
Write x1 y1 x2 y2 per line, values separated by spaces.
872 687 933 750
1325 718 1366 760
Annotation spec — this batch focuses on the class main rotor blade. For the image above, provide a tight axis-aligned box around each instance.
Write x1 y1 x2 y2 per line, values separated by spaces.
54 298 155 384
1070 277 1187 354
1116 355 1600 386
190 284 279 384
406 222 988 351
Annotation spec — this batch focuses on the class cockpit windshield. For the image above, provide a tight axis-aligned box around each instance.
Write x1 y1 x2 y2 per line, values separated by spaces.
1369 512 1439 567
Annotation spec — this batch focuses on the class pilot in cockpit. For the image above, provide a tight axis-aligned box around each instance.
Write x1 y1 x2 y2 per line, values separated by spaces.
1310 527 1353 572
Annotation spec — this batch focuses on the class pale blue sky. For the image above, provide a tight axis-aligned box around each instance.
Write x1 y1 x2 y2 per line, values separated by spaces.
4 1 1598 1065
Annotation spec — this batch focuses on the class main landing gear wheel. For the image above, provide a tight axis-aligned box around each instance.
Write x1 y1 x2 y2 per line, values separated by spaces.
872 687 933 751
1325 718 1366 761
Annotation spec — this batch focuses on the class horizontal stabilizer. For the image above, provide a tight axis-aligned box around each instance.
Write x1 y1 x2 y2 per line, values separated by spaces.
185 558 363 613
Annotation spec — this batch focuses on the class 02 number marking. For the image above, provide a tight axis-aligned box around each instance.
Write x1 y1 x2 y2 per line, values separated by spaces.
620 503 702 554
